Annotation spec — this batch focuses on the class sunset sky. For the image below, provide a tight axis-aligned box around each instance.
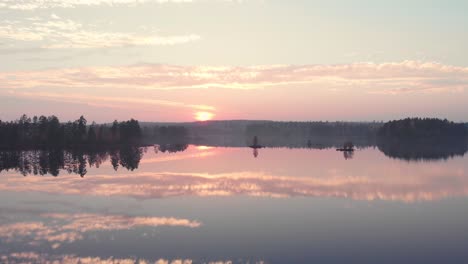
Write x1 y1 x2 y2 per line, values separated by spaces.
1 0 468 122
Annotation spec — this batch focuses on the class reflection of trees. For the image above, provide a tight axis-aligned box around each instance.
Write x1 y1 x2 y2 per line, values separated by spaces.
155 144 188 153
0 146 147 177
377 139 468 161
343 150 354 160
0 150 65 177
110 149 120 171
118 146 144 171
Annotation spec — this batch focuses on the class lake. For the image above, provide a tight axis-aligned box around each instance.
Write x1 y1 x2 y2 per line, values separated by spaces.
1 145 468 263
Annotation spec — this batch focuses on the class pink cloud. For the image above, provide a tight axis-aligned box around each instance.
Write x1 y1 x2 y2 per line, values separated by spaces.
1 61 467 122
1 61 467 93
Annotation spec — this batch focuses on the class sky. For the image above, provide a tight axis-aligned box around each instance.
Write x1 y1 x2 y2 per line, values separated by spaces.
1 0 468 122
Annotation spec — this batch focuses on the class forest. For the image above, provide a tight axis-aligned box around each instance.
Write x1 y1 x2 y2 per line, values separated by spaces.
0 115 143 148
377 118 468 141
244 121 382 148
1 115 467 152
143 125 189 144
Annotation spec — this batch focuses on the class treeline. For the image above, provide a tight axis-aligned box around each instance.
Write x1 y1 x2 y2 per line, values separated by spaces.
149 126 189 143
0 115 142 149
246 121 381 137
378 118 468 141
245 121 381 148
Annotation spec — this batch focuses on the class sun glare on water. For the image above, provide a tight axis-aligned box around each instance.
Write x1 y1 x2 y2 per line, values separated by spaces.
195 111 214 121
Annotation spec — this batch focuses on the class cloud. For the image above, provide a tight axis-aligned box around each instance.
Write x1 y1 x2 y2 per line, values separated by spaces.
0 16 201 49
1 60 466 120
0 0 195 10
7 91 215 111
1 61 467 94
0 0 251 10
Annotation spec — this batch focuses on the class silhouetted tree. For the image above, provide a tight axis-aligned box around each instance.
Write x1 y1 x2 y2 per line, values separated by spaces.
0 115 144 149
88 124 97 144
343 141 354 150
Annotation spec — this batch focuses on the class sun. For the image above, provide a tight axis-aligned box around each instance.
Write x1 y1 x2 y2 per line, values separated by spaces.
195 111 214 121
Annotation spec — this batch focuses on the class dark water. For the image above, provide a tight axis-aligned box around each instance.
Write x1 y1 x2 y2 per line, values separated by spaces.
1 145 468 263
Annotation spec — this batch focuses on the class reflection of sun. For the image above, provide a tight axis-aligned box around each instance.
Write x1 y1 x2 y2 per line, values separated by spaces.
195 111 214 121
196 146 214 151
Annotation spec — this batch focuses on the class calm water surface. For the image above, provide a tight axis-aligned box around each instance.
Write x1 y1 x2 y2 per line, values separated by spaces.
1 146 468 263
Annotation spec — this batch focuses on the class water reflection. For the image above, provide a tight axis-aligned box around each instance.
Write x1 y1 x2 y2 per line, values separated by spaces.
155 144 189 154
1 146 468 202
2 145 468 263
342 150 354 160
0 144 189 177
0 253 253 264
0 207 205 263
1 142 467 178
0 212 200 249
377 139 468 161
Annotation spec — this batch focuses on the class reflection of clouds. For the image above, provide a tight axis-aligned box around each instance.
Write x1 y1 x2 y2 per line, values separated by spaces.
1 252 194 264
156 260 193 264
0 213 201 248
1 167 468 202
0 252 262 264
140 151 216 164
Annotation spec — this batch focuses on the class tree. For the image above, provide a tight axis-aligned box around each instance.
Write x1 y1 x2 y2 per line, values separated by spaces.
0 115 144 148
77 115 87 142
343 141 354 150
88 125 97 144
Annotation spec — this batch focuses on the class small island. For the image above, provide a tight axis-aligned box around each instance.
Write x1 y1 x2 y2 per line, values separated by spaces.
336 141 355 151
377 118 468 160
249 136 264 149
